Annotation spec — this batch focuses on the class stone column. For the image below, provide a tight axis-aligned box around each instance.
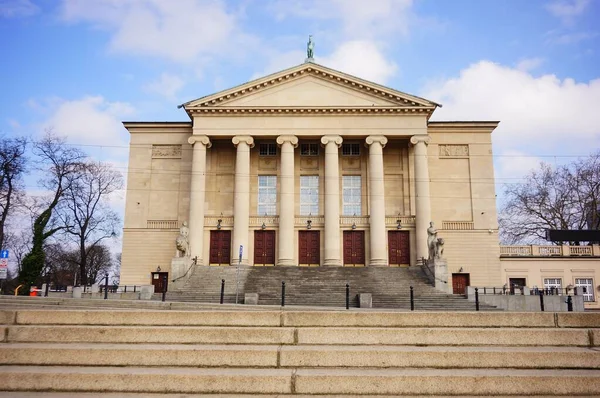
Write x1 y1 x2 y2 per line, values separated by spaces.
276 135 298 266
187 135 211 263
232 136 255 265
366 135 388 266
410 135 432 262
321 135 343 266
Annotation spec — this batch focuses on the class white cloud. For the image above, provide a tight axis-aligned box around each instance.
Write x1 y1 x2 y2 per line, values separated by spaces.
546 31 598 45
516 57 544 72
269 0 414 38
0 0 39 18
422 61 600 154
319 41 398 85
37 95 135 150
143 73 185 100
60 0 248 63
545 0 590 23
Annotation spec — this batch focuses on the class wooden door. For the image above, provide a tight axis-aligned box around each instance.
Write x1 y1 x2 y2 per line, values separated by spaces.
343 231 365 266
151 272 168 293
299 231 320 265
388 231 410 266
254 230 276 265
452 273 470 295
209 230 231 265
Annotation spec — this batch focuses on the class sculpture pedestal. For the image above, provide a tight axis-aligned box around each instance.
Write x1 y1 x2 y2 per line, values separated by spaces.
171 257 192 282
433 258 451 294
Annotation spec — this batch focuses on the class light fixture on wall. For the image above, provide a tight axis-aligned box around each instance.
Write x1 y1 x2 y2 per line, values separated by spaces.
306 219 312 230
396 214 402 230
216 218 222 230
156 266 161 272
458 267 463 273
351 222 357 230
261 222 266 230
351 213 357 230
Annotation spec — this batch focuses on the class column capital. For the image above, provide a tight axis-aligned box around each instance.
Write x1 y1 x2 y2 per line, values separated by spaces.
232 135 255 148
410 135 431 146
365 135 388 148
320 135 343 147
188 135 212 148
276 135 298 148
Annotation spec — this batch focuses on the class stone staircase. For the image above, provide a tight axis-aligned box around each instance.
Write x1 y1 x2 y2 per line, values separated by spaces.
168 265 498 310
0 307 599 396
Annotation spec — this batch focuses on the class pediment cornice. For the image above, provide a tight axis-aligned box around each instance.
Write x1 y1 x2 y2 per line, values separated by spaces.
187 106 432 116
181 63 440 116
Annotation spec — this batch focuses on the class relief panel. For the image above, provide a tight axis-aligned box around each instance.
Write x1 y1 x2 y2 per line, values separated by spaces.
152 145 182 159
439 144 469 157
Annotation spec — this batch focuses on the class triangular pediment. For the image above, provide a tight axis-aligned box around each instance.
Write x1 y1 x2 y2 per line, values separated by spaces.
182 62 439 116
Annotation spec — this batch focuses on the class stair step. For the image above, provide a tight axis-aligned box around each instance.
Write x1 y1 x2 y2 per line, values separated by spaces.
1 366 599 395
1 343 598 369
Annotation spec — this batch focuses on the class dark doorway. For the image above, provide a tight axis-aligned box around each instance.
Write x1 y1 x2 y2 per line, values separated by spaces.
299 231 320 266
388 231 410 266
343 230 365 266
509 278 527 294
151 272 168 293
452 273 470 295
209 230 231 265
254 230 276 265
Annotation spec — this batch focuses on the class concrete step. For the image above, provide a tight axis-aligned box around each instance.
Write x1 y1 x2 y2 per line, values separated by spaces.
1 343 598 369
0 394 583 398
4 325 595 346
1 366 599 395
3 309 566 327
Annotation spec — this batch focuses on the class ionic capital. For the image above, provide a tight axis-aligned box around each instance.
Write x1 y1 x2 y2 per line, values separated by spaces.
410 135 431 146
188 135 212 148
232 135 255 148
320 135 343 148
276 135 298 148
365 135 388 148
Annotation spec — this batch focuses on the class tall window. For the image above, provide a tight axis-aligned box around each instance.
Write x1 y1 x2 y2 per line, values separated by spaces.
300 176 319 215
544 278 562 294
258 175 277 215
575 278 595 302
342 175 361 215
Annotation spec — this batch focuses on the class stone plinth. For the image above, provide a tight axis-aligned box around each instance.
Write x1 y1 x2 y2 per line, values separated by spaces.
171 257 192 282
139 285 155 300
432 259 450 293
72 287 82 299
245 293 259 305
359 293 372 308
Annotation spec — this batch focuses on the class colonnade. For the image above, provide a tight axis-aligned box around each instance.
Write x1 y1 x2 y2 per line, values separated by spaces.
186 134 432 266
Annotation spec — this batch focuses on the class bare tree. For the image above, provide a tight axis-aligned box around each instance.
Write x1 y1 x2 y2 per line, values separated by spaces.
499 151 600 244
19 132 86 290
59 161 122 285
0 136 27 250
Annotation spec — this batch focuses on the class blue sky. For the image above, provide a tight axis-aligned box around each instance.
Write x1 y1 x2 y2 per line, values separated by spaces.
1 0 599 205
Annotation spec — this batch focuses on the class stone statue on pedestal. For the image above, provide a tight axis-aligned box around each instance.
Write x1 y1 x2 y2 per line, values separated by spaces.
175 221 190 257
427 221 445 260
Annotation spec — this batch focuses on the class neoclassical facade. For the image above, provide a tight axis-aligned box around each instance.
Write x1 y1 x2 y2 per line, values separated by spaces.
121 62 502 289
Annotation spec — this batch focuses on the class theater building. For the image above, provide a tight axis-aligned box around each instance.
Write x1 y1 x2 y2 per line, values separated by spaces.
120 62 503 290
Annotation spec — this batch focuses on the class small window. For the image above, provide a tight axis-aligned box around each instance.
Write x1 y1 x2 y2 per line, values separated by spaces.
575 278 595 302
300 143 319 156
544 278 562 294
342 143 360 156
259 143 277 156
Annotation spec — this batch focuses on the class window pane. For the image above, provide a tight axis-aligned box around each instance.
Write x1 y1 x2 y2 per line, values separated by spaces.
575 278 594 302
259 143 276 156
300 176 319 215
258 175 277 215
342 175 361 215
300 143 319 156
342 143 360 156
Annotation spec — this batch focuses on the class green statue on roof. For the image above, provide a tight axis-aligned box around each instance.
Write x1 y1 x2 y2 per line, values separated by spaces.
306 35 314 61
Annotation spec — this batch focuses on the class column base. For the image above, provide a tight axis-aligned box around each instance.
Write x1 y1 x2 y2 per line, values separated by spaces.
368 259 388 267
277 259 296 266
323 259 342 267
